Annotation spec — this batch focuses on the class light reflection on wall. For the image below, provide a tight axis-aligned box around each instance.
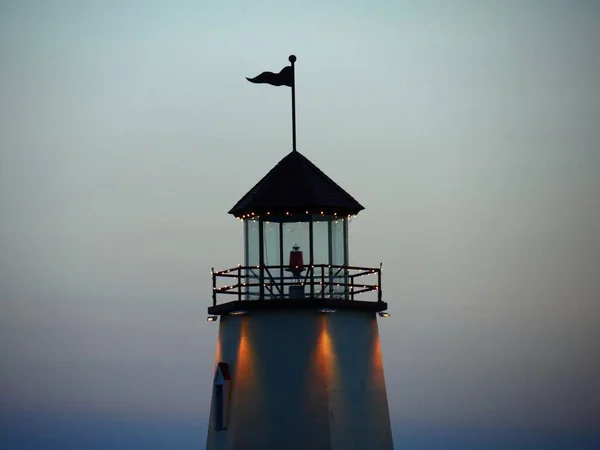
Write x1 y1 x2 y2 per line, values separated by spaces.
314 314 337 381
368 315 392 436
315 313 352 444
370 317 385 379
214 331 222 365
230 316 264 446
235 318 255 388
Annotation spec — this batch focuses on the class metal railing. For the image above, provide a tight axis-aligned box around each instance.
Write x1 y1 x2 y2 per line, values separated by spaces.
212 264 382 306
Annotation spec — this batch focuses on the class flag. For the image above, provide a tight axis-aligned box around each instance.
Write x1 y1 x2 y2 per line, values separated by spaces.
246 65 293 87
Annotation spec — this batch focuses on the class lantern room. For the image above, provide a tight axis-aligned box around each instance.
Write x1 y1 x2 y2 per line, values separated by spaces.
210 150 386 313
242 212 349 300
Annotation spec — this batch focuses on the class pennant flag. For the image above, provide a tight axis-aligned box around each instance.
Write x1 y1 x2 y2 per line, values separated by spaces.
246 55 298 151
246 65 293 87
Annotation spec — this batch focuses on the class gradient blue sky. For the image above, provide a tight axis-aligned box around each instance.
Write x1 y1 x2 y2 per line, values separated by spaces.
1 1 599 448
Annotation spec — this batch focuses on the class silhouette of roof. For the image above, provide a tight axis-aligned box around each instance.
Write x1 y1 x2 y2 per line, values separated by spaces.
228 151 364 217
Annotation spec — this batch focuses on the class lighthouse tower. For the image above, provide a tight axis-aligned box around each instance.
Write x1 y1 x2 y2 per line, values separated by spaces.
205 150 394 450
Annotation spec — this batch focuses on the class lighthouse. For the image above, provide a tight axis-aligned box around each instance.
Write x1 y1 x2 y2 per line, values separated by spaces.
205 56 394 450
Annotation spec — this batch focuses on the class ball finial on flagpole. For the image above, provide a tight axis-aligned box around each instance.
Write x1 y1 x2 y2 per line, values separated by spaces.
289 55 296 63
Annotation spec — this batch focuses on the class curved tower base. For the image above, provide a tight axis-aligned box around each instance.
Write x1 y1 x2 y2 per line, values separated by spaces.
205 309 394 450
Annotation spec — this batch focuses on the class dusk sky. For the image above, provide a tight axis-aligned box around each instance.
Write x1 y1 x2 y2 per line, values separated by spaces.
1 1 599 449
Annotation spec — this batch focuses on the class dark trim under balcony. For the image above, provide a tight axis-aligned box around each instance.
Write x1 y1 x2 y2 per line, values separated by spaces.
208 298 388 315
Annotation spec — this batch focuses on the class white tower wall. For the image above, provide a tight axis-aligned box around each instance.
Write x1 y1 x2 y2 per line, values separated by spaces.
205 309 394 450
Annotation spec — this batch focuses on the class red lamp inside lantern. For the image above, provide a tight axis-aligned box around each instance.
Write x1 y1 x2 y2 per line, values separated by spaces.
286 244 305 278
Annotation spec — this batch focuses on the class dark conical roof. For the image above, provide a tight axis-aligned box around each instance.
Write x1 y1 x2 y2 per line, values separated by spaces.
228 151 364 217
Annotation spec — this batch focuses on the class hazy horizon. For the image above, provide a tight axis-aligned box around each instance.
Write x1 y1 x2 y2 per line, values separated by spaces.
1 1 599 449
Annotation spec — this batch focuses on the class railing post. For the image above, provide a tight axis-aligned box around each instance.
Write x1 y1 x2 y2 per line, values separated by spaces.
310 266 314 299
258 219 264 300
378 262 382 302
309 215 315 300
321 266 325 299
328 265 333 299
280 222 284 299
212 267 216 307
344 268 349 301
237 265 242 302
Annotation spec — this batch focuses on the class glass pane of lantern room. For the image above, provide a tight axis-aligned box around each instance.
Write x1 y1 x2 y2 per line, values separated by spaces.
331 218 346 265
245 220 260 300
262 221 281 300
312 219 329 265
331 218 347 298
282 221 310 299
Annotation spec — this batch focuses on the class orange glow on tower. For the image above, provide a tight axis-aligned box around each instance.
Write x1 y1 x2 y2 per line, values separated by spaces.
235 318 255 387
314 315 337 380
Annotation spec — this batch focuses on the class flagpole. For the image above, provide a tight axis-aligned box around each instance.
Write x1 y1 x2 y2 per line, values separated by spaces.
289 54 297 152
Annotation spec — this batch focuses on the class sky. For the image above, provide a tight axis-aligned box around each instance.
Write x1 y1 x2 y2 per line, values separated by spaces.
1 0 599 448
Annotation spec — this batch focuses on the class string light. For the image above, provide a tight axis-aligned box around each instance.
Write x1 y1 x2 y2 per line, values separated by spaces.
236 212 357 220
